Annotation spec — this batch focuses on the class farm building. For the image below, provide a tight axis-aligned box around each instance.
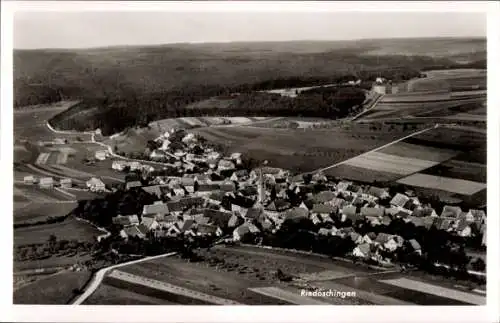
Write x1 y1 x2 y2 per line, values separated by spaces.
112 160 128 171
59 178 72 188
86 177 106 192
128 161 141 171
95 150 108 161
39 177 54 189
23 175 36 185
125 181 142 191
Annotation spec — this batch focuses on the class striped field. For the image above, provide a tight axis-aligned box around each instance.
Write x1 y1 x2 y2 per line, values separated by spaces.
396 173 486 195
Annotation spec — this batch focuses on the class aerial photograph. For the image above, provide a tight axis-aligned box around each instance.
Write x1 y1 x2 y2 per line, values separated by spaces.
11 8 488 307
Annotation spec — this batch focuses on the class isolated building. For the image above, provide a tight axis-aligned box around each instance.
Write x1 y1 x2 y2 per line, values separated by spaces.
23 175 36 185
59 178 72 188
86 177 106 192
39 177 54 189
95 150 108 161
112 160 128 171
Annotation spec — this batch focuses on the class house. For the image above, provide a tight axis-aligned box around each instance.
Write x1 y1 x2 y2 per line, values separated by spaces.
120 225 146 240
319 213 334 223
390 193 409 208
337 181 352 192
112 160 128 171
113 214 140 226
412 207 438 218
367 186 390 200
203 208 233 228
366 216 381 226
39 177 54 189
374 233 399 251
329 197 347 208
233 222 261 241
360 207 384 218
23 175 36 185
266 199 290 212
141 217 160 231
165 224 182 237
312 204 335 216
86 177 106 192
434 217 454 231
361 234 373 244
179 219 195 233
95 150 108 161
196 224 223 236
441 205 462 218
481 222 486 246
245 207 264 221
218 160 235 171
150 149 168 160
142 202 170 218
59 178 72 188
353 243 371 259
408 239 422 254
312 172 328 183
456 220 472 237
126 181 142 191
128 161 141 171
160 139 171 151
349 232 363 244
220 181 236 192
346 184 363 195
285 207 309 221
142 185 164 199
310 213 322 225
228 214 244 228
381 216 392 226
340 205 356 219
466 209 486 223
318 228 332 236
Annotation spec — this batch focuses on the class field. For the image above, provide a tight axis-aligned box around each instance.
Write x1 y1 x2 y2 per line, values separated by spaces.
14 216 102 247
14 270 91 304
14 201 77 224
319 126 486 206
14 184 75 203
90 245 377 305
192 124 416 172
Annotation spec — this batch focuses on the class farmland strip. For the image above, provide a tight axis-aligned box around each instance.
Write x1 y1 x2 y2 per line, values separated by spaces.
108 270 241 305
345 152 438 175
380 278 485 305
397 173 486 195
377 142 458 162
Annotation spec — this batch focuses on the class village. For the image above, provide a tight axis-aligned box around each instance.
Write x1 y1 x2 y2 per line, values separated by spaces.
22 126 487 273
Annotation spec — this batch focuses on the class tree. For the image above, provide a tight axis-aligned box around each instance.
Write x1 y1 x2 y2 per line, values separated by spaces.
471 257 486 272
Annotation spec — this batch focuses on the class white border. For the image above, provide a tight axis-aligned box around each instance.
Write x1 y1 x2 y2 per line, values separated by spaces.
1 2 499 323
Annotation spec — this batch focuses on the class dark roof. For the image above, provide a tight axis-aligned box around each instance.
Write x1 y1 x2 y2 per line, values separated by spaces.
180 219 195 232
143 203 169 216
375 233 393 244
126 181 142 189
360 207 384 217
312 203 335 214
285 207 309 221
341 205 357 217
196 224 219 235
142 185 163 198
246 207 264 220
313 191 336 203
198 183 221 191
367 186 388 198
240 186 258 196
203 208 233 228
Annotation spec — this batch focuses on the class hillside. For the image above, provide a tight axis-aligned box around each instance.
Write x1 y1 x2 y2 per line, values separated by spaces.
15 38 486 134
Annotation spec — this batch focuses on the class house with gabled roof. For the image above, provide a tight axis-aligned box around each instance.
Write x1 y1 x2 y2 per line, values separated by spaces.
141 185 164 199
349 232 363 244
390 193 410 208
434 217 454 231
285 207 309 221
441 205 462 218
203 208 233 228
196 224 223 236
329 197 346 208
113 214 140 226
374 233 399 252
120 225 146 240
353 243 371 259
360 207 384 218
86 177 105 192
141 217 160 231
319 213 334 223
408 239 422 254
233 222 260 241
367 186 390 200
125 180 142 191
455 219 472 237
337 181 352 192
412 207 438 218
466 209 486 223
312 203 335 216
142 202 169 218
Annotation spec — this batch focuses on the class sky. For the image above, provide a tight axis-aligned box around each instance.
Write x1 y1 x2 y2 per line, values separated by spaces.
14 11 486 49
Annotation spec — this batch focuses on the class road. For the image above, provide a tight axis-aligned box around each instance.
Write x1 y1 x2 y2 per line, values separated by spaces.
305 124 438 175
71 252 177 305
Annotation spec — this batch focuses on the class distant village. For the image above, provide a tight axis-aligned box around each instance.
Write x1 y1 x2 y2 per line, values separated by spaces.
23 127 487 270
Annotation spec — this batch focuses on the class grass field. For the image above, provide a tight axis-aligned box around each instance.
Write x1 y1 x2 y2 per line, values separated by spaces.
118 255 288 305
14 216 101 247
192 125 414 172
14 184 75 203
14 201 77 224
14 270 91 304
396 173 486 196
84 284 178 305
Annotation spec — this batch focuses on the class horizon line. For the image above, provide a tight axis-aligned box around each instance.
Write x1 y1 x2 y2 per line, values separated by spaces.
13 35 486 51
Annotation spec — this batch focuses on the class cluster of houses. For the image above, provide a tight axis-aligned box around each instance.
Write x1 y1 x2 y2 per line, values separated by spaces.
104 129 487 266
23 175 72 189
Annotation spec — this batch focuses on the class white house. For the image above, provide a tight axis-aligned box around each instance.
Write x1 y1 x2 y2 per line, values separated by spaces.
95 150 108 161
353 243 371 259
60 178 72 188
160 139 171 151
128 161 141 171
39 177 54 189
86 177 106 192
150 150 167 160
23 175 36 185
112 160 128 171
